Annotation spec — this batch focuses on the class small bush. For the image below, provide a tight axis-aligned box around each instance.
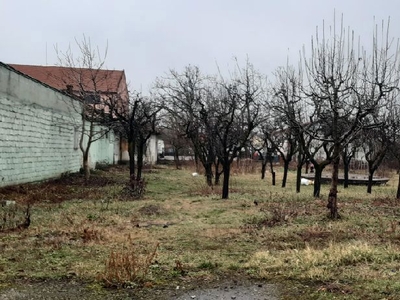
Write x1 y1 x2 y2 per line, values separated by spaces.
0 202 31 232
99 243 158 287
121 175 146 199
245 203 298 229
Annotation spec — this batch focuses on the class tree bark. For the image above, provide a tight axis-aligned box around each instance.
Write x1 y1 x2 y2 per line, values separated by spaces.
296 162 302 193
205 163 213 186
397 171 400 199
342 148 352 189
305 160 310 174
327 154 340 219
343 158 350 188
222 162 230 199
214 160 222 185
128 140 136 176
269 158 275 186
296 149 303 193
261 160 267 180
173 147 181 169
137 140 144 180
367 171 374 194
83 150 90 183
313 165 323 198
282 160 290 188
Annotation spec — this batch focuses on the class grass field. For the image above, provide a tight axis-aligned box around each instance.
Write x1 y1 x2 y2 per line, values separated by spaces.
1 163 400 299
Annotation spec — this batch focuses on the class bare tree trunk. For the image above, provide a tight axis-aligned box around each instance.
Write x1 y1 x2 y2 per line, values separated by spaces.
261 159 267 180
128 140 136 176
327 154 340 219
397 171 400 199
296 162 302 193
269 158 276 186
214 159 222 185
282 159 290 188
194 152 199 172
343 159 350 188
83 150 90 183
296 149 304 193
174 147 181 169
222 162 230 199
367 171 374 194
313 165 323 198
137 141 144 180
80 116 92 182
342 149 352 188
305 160 310 174
205 163 213 187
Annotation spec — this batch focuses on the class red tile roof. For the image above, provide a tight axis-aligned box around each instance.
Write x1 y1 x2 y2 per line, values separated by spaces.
9 64 126 94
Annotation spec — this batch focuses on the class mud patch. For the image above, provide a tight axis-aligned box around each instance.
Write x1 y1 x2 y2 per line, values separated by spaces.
0 279 279 300
174 280 279 300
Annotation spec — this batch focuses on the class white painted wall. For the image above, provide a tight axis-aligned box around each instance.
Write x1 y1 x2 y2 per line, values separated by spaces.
0 63 116 187
145 135 159 164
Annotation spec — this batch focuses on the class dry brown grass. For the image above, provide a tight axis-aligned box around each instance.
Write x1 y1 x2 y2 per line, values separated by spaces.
99 242 159 287
1 164 400 299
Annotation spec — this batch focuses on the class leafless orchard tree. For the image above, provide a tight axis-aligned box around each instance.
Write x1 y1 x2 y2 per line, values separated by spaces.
156 62 263 199
387 102 400 198
159 120 191 170
301 15 400 218
106 92 160 180
361 123 389 193
155 66 217 186
268 65 304 188
341 141 360 188
213 61 264 199
55 36 114 182
363 91 400 194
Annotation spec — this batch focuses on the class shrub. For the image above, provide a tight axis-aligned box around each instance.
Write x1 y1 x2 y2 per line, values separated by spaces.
121 175 146 199
99 243 158 287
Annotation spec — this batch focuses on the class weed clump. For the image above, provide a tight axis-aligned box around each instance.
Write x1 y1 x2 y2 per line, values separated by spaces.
99 243 158 287
121 175 146 200
245 202 298 229
0 202 31 232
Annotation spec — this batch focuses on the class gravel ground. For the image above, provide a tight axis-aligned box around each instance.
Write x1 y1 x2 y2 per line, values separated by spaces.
0 279 279 300
174 281 279 300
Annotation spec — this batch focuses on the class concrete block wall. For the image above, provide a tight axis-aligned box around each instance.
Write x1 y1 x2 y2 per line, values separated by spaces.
0 63 83 187
86 127 116 167
0 63 116 187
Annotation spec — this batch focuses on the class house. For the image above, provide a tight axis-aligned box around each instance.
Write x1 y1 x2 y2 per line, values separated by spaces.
9 64 131 163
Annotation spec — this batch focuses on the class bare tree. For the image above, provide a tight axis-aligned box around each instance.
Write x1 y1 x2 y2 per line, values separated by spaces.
341 142 359 188
106 92 160 180
362 124 389 193
268 65 303 188
213 61 263 199
55 36 115 181
159 123 191 170
300 15 399 218
387 103 400 198
156 66 216 186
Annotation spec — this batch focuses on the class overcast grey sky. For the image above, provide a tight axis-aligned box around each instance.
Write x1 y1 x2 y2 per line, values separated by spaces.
2 0 400 93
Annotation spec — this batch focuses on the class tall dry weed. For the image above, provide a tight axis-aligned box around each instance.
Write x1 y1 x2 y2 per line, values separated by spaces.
99 243 159 287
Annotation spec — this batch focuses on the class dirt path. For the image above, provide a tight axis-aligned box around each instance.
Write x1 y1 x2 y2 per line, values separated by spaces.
0 279 279 300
